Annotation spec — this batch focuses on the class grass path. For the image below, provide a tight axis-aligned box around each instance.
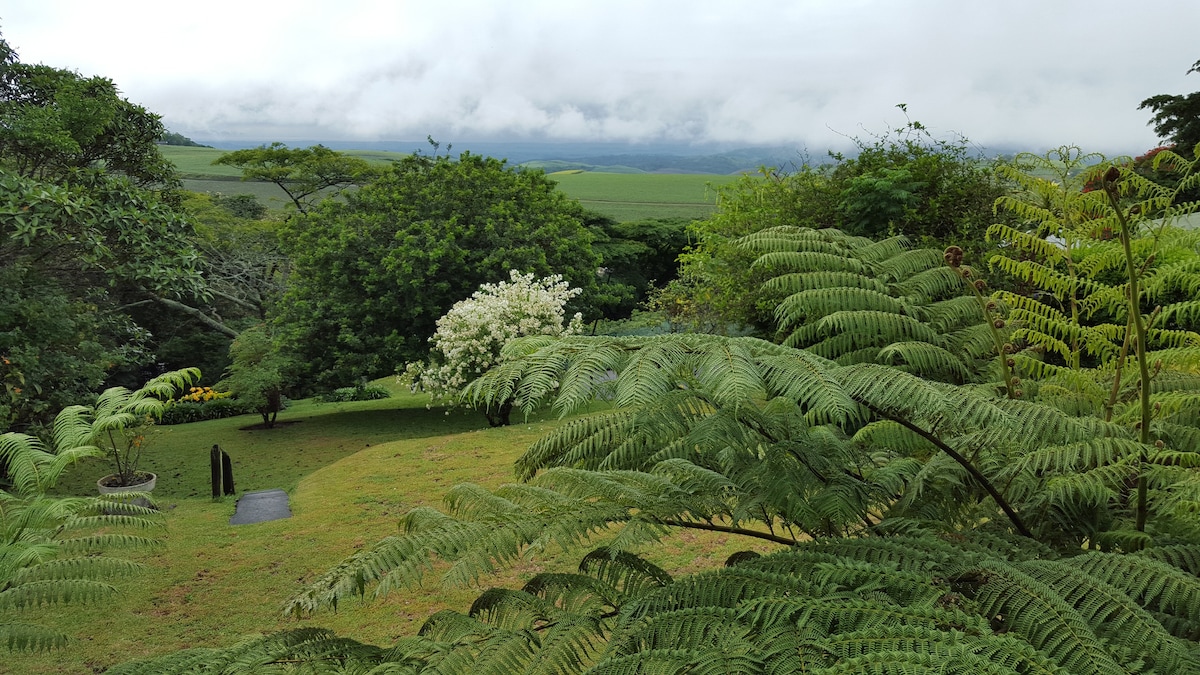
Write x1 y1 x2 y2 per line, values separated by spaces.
7 388 779 674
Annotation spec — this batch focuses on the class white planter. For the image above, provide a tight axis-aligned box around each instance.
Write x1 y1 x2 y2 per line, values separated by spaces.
97 473 157 508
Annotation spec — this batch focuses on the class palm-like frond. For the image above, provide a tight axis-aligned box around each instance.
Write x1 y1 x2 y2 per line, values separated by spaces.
2 423 165 652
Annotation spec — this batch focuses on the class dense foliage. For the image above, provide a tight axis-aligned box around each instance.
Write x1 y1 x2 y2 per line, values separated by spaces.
7 23 1200 673
585 215 691 321
213 143 377 213
404 271 584 426
1 373 185 650
654 118 1007 336
0 160 205 432
217 326 290 428
1140 59 1200 158
276 151 601 390
113 149 1200 673
0 34 240 431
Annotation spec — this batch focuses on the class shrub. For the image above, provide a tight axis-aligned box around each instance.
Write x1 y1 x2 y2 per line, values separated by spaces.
159 397 256 425
403 270 583 426
316 384 392 403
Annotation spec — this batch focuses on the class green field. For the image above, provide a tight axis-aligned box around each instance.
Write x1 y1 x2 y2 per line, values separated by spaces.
547 170 736 220
7 385 777 674
161 146 738 221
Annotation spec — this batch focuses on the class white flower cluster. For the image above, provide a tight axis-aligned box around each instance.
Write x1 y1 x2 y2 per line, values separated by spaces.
403 270 583 402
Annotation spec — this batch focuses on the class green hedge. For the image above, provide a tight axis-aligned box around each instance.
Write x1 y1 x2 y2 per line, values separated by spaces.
159 398 255 425
316 384 392 403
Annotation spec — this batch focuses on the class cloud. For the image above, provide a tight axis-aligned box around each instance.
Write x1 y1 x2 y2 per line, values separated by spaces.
4 0 1198 153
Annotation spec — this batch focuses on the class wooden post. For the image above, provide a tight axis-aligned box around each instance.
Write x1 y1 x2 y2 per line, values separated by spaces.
210 444 222 499
221 450 235 495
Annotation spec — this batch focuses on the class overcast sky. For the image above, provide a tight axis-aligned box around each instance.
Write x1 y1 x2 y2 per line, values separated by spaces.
3 1 1198 154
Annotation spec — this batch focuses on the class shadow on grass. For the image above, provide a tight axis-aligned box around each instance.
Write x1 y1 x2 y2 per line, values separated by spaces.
49 395 531 500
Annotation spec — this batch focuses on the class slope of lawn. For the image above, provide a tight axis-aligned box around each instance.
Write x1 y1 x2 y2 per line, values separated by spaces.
7 383 779 675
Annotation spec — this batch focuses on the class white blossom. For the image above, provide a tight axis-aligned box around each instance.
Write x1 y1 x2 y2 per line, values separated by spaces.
402 270 583 404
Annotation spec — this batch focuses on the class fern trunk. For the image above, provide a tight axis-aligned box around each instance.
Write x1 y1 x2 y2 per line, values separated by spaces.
1104 174 1153 532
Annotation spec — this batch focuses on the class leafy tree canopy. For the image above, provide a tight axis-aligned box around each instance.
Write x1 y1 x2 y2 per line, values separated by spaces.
213 142 378 213
585 215 690 322
0 32 218 430
827 112 1005 244
1140 59 1200 159
655 114 1007 337
0 37 178 191
276 151 601 390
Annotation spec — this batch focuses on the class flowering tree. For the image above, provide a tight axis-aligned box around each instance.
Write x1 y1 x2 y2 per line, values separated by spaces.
404 271 583 426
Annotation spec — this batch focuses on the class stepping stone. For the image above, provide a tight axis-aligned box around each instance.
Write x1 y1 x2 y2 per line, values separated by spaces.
229 488 292 525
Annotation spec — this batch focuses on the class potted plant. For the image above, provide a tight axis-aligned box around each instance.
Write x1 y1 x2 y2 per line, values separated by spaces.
56 368 200 498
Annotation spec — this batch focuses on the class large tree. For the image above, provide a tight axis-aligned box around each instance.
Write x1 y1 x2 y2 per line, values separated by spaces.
1140 59 1200 158
0 41 178 191
213 142 377 213
276 151 600 390
0 32 222 431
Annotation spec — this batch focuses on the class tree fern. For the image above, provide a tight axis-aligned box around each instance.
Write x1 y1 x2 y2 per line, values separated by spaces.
1 426 164 651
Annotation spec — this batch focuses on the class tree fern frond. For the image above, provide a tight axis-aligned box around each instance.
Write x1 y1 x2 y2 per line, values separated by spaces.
775 287 908 328
796 626 1069 674
1135 544 1200 577
855 235 913 264
1159 299 1200 328
840 364 1009 433
815 310 942 347
0 579 119 609
588 647 762 675
873 249 945 283
517 411 637 479
920 295 983 334
10 556 143 584
946 322 1000 361
853 420 937 456
576 546 673 598
1069 552 1200 628
762 271 887 295
0 622 70 652
988 257 1098 298
987 222 1070 261
751 250 867 275
1018 559 1199 672
876 341 969 382
758 352 860 427
692 339 771 406
967 560 1127 675
890 266 967 303
606 606 747 656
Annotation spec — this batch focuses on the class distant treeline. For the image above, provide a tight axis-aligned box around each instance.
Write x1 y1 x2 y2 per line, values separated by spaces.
159 131 211 148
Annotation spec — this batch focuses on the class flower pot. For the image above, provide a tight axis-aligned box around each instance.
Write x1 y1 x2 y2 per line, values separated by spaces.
97 472 157 508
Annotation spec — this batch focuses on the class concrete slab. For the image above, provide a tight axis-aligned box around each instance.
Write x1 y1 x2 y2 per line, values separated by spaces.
229 488 292 525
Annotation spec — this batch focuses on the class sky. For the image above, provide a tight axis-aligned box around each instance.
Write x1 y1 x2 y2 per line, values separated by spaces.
3 1 1199 155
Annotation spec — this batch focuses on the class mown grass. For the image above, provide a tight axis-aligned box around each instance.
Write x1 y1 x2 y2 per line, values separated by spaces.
161 146 738 222
8 382 780 675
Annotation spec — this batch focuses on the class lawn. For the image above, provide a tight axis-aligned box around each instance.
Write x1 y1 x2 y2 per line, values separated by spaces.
7 382 779 675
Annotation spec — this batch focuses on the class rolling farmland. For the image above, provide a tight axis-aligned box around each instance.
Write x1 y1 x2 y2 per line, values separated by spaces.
161 146 740 221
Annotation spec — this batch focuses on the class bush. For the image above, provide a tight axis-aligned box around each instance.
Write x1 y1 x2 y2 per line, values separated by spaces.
159 397 256 425
316 384 392 403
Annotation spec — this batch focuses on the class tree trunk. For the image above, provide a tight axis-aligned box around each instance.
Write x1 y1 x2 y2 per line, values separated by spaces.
485 400 513 427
